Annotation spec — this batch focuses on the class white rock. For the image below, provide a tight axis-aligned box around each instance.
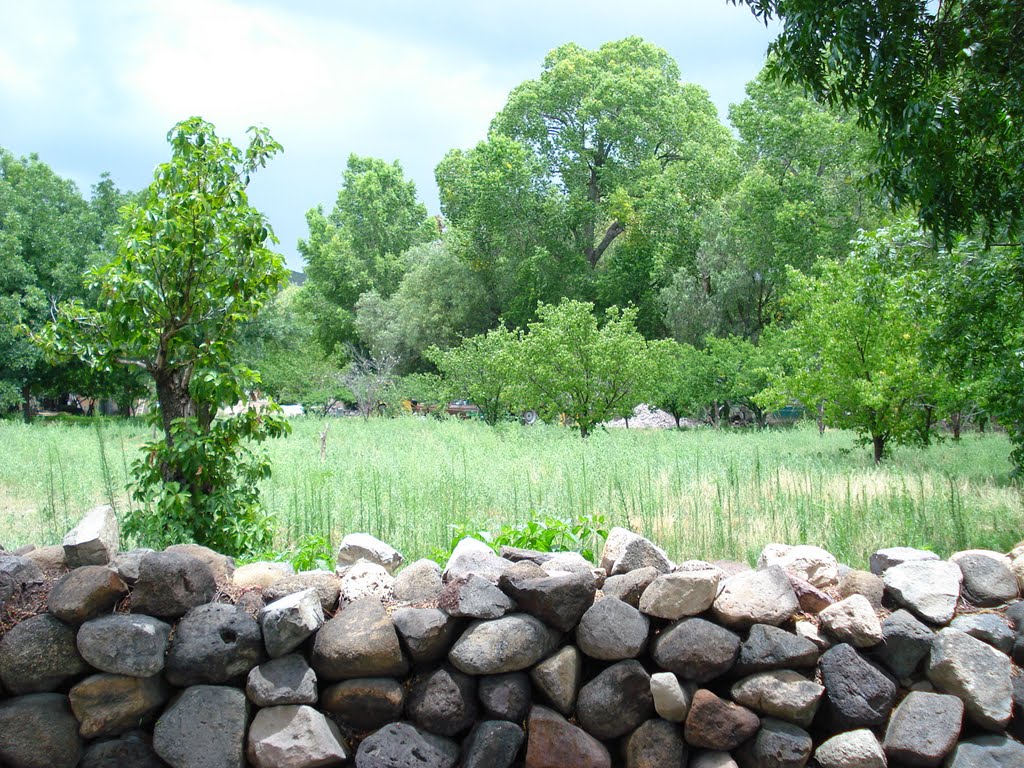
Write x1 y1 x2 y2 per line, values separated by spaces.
599 527 673 575
1011 553 1024 594
246 705 348 768
62 505 119 567
650 672 694 722
690 752 740 768
870 547 939 575
639 567 720 620
339 560 395 604
794 620 834 651
815 729 887 768
336 533 404 575
927 627 1012 730
730 669 825 728
818 594 884 647
443 537 512 584
394 558 443 603
259 588 325 658
757 543 839 589
883 560 962 624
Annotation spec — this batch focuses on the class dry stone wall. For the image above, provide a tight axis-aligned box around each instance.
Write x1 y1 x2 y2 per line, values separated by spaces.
1 505 1023 767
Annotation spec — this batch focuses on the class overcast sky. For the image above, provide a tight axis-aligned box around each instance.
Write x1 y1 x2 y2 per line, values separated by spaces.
0 1 777 270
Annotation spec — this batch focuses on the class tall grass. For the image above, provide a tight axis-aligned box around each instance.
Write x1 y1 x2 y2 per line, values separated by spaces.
1 415 1021 568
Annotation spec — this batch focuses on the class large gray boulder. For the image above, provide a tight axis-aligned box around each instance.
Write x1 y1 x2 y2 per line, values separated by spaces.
78 730 164 768
870 546 939 575
736 624 820 674
448 614 558 675
951 612 1015 654
462 721 524 768
263 570 340 614
882 690 963 766
478 673 531 723
76 613 171 678
246 654 318 707
956 552 1019 606
153 685 249 768
0 693 83 768
312 598 408 681
873 608 934 680
883 559 962 625
246 705 348 768
131 551 217 619
638 566 720 620
443 537 512 584
735 717 812 768
625 718 687 768
438 573 515 619
0 555 43 606
0 614 90 694
927 627 1013 730
818 594 883 647
62 504 119 567
498 571 596 631
393 558 443 603
164 602 266 687
576 596 649 660
712 566 799 628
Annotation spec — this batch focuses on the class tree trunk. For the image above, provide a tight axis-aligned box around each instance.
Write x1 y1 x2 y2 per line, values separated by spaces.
21 382 32 424
674 413 682 429
580 423 590 439
872 434 886 465
153 366 197 447
951 411 962 441
817 403 826 436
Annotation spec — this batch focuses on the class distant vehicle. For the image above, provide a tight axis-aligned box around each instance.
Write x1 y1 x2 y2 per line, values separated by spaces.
403 399 482 419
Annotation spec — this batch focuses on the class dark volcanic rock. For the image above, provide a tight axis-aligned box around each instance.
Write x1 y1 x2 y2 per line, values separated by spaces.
651 617 739 683
575 660 654 740
355 722 459 768
0 692 83 768
735 624 820 675
448 613 559 674
499 571 596 631
392 607 459 665
164 602 266 687
818 643 896 730
873 608 934 680
478 672 532 723
576 596 649 660
132 551 217 619
245 653 318 707
79 730 165 768
956 553 1019 607
882 690 963 766
438 573 515 619
153 685 249 768
462 720 524 768
0 613 90 694
735 718 812 768
407 666 478 737
601 566 660 607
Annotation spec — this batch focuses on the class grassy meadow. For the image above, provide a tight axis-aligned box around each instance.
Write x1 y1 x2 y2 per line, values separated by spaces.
0 415 1021 569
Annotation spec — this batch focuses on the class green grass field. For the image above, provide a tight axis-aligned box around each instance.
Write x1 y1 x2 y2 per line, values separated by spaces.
1 415 1021 568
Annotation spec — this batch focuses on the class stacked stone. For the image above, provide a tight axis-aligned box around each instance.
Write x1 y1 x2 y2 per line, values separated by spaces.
0 508 1023 768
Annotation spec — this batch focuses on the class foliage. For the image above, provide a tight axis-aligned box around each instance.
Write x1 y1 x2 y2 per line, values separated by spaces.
762 225 938 463
0 149 103 416
514 299 656 438
731 0 1024 243
39 117 290 556
353 241 491 371
428 325 521 425
300 155 436 354
649 339 713 426
434 514 609 565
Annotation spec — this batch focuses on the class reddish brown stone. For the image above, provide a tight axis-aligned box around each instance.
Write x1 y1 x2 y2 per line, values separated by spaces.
788 574 833 614
47 566 128 625
683 689 759 751
526 706 610 768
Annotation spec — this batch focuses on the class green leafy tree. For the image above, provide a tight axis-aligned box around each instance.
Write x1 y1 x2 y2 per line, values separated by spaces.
428 325 521 425
353 241 492 371
763 226 936 463
514 299 655 437
0 149 100 417
731 0 1023 242
300 154 436 354
40 117 289 555
649 339 714 427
